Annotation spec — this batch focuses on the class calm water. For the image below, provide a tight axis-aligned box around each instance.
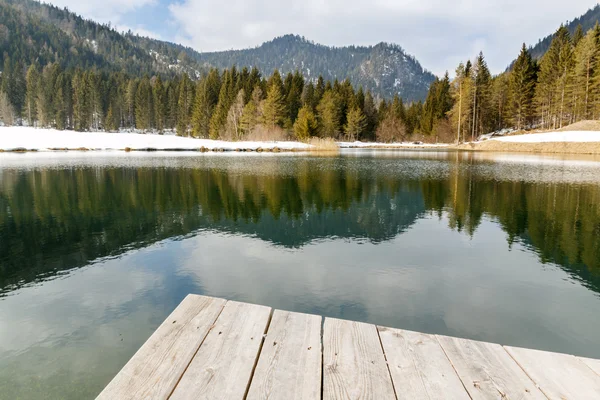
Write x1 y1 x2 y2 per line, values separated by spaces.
1 150 600 399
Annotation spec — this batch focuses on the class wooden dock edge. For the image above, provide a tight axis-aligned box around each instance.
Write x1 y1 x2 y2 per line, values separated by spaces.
97 295 600 399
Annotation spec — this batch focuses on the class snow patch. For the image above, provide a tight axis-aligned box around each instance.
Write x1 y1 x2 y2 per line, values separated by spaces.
0 127 312 152
491 131 600 143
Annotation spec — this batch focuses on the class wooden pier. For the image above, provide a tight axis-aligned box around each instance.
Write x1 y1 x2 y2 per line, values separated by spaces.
98 294 600 399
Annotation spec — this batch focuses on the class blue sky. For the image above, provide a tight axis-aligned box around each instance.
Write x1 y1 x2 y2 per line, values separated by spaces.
46 0 599 76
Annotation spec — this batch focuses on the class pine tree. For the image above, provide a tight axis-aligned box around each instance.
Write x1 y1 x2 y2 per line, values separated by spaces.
135 75 153 132
536 26 574 129
240 86 263 136
316 90 341 138
210 69 235 138
344 107 367 141
153 76 166 133
191 69 221 138
362 91 377 141
570 26 599 121
54 73 68 130
176 74 194 136
25 64 39 126
125 79 137 128
510 44 537 130
470 52 493 139
449 62 473 143
262 81 286 130
293 106 318 140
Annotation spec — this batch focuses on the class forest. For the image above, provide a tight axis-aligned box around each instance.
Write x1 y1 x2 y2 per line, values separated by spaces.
1 17 600 143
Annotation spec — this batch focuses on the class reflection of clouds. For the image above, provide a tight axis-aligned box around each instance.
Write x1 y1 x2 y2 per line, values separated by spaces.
0 243 200 398
2 212 600 398
180 216 600 357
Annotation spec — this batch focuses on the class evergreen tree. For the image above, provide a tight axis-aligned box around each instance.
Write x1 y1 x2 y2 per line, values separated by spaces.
240 86 263 136
362 91 377 141
344 107 367 141
135 75 153 131
54 73 68 130
449 62 473 143
510 44 537 129
176 74 194 136
316 90 341 137
210 69 235 138
192 69 221 138
262 80 286 130
153 76 166 133
25 64 39 126
293 106 318 140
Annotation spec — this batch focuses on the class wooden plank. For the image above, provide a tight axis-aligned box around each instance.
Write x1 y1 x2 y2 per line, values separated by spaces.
580 357 600 377
323 318 396 400
96 294 226 400
436 335 545 399
506 346 600 399
377 327 469 399
169 300 272 400
246 310 322 400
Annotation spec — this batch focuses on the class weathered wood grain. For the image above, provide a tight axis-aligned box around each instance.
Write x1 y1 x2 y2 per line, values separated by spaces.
246 310 322 400
580 356 600 377
169 300 272 400
436 335 545 399
323 318 396 400
506 346 600 399
96 294 226 400
377 327 469 399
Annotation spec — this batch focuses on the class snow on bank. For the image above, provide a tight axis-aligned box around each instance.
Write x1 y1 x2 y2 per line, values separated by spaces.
339 141 448 148
491 131 600 143
0 127 312 152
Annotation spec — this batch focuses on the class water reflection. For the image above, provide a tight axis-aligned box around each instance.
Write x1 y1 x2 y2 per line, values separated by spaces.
0 151 600 399
1 153 599 295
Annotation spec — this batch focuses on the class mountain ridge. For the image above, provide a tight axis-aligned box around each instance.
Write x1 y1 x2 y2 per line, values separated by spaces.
0 0 435 101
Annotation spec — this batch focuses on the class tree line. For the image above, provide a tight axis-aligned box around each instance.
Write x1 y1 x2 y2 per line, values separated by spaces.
0 59 429 142
424 23 600 143
2 21 600 142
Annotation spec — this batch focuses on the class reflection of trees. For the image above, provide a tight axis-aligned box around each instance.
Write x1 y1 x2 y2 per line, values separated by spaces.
1 158 599 295
0 165 424 293
434 168 600 287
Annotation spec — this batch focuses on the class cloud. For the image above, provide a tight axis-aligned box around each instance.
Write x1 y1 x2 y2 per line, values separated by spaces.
43 0 600 75
167 0 598 75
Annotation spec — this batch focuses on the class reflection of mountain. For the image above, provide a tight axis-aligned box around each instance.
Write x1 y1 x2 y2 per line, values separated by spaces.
1 157 599 295
203 189 426 247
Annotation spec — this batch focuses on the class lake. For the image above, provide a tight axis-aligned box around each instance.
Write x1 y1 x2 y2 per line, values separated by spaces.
1 150 600 399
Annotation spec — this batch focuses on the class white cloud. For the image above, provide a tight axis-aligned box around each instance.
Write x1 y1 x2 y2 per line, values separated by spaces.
167 0 599 75
46 0 156 33
44 0 600 75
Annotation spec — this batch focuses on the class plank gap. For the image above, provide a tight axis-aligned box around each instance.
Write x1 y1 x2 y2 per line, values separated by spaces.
435 335 474 400
242 308 274 400
375 327 399 400
167 299 228 399
501 345 548 399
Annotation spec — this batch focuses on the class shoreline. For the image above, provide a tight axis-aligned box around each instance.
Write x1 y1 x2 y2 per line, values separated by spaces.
3 126 600 156
453 140 600 155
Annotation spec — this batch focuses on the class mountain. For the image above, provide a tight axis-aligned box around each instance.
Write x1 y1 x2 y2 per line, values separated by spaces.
0 0 203 77
528 4 600 59
185 35 435 102
0 0 434 101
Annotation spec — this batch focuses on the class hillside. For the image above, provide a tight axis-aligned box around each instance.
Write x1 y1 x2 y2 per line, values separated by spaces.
188 35 435 102
0 0 203 77
0 0 434 101
529 4 600 59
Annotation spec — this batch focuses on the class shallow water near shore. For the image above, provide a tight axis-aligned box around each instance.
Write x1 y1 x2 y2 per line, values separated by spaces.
1 149 600 399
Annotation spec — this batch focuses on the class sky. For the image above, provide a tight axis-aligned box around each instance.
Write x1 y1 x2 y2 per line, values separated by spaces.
45 0 599 76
